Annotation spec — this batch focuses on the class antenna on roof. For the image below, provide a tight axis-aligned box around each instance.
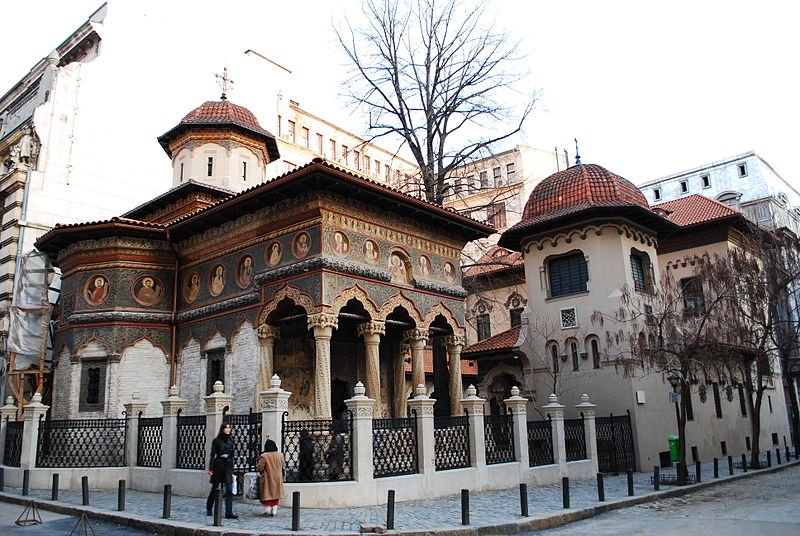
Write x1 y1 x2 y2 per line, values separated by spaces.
574 138 581 166
215 66 235 100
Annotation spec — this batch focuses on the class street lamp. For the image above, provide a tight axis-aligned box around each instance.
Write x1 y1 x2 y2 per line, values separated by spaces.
667 372 685 484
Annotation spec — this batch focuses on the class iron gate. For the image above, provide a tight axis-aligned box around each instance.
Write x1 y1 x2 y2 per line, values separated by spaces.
223 409 262 494
596 411 635 474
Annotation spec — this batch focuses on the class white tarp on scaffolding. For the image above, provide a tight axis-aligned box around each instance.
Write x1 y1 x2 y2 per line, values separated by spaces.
7 251 53 368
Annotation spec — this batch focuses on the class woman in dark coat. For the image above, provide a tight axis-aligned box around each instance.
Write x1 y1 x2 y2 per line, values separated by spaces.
299 429 314 481
206 423 238 519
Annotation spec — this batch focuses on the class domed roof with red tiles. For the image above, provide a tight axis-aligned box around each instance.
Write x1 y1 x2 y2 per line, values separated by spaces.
180 99 267 134
521 164 649 223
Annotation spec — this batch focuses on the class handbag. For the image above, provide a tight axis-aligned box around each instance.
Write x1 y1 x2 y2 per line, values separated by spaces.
245 474 261 500
231 474 238 496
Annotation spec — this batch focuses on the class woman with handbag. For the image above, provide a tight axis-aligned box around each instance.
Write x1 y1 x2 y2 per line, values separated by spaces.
256 438 285 516
206 423 238 519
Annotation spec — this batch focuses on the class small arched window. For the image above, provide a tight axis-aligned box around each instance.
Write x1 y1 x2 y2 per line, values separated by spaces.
591 339 601 369
550 343 559 373
570 341 579 371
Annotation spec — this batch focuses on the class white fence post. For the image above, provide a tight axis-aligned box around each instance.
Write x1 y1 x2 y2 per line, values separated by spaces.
344 381 375 482
160 385 187 470
204 381 232 470
505 386 530 474
461 385 486 468
407 384 436 475
259 374 291 452
543 393 566 475
124 392 149 468
576 393 598 474
20 393 49 469
0 396 17 465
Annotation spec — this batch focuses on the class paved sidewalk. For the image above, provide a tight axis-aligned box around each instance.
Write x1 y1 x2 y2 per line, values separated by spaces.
1 458 798 535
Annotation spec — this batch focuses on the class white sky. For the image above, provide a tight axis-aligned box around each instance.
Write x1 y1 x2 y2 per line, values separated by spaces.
3 0 799 195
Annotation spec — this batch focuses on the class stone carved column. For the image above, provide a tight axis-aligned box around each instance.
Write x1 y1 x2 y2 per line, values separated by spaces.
445 334 465 416
308 312 338 419
260 374 291 451
395 343 410 417
404 329 429 395
256 324 281 394
357 321 385 417
124 392 149 469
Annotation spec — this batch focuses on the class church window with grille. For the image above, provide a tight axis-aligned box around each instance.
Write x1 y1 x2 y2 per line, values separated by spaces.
550 344 559 373
548 252 588 297
476 314 491 341
207 157 214 177
510 308 523 327
80 361 107 412
206 349 226 395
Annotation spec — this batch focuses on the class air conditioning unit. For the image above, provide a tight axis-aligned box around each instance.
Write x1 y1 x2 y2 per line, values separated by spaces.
560 307 577 329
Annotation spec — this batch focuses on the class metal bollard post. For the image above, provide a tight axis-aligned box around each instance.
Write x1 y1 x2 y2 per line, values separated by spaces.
519 483 529 516
713 458 719 478
776 448 781 465
291 491 300 531
52 473 59 501
81 475 89 505
653 466 660 491
562 477 570 509
786 446 791 462
22 469 30 496
728 455 734 476
387 489 395 530
461 489 469 525
695 460 701 483
213 487 222 527
627 469 634 496
162 484 172 519
741 454 747 472
0 467 4 492
767 450 772 468
118 480 126 511
596 473 605 502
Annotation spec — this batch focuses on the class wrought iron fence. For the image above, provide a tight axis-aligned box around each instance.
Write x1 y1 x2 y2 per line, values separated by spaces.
564 417 587 461
373 416 418 477
223 410 262 493
176 413 206 470
281 412 353 482
434 415 470 471
3 420 23 467
37 418 127 467
527 419 554 466
484 414 515 464
596 412 635 474
136 416 163 468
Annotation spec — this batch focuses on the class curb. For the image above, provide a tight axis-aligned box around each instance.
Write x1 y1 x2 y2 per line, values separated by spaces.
1 460 798 535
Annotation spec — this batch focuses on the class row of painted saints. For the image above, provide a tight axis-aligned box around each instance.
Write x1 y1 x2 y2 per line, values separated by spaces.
82 229 458 307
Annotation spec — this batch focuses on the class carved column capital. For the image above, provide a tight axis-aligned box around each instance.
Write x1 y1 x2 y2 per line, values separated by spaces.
357 320 386 339
444 334 466 350
403 328 429 347
257 324 281 340
307 312 339 332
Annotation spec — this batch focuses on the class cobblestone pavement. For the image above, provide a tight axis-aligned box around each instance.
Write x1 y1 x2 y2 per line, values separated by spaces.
1 458 797 534
0 500 158 535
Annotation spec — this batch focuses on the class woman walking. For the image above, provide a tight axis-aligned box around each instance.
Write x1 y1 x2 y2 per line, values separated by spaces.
206 423 238 519
256 438 285 516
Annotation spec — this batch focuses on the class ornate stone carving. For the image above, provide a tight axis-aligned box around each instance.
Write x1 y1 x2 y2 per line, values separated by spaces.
307 312 339 331
261 397 289 411
424 302 464 331
444 334 466 349
357 321 386 338
258 284 316 325
403 329 429 345
254 257 392 288
413 279 468 298
177 291 259 322
257 324 281 340
378 292 423 323
68 311 172 325
332 285 381 319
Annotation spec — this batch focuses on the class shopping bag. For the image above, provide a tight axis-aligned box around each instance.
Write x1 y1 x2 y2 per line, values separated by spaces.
245 474 260 500
231 474 238 496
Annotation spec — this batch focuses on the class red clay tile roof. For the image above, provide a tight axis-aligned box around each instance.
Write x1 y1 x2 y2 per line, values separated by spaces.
652 194 741 227
464 246 522 278
463 325 521 356
521 164 649 224
403 348 479 376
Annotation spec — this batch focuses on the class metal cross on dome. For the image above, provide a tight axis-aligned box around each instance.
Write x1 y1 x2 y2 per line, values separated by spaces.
215 67 235 100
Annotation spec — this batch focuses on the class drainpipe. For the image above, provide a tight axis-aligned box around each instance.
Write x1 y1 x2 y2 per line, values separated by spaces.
166 230 179 388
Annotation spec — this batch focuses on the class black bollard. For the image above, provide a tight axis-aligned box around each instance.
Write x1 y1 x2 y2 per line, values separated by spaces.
677 462 685 486
291 491 300 531
786 446 790 462
22 469 30 496
695 460 702 483
52 473 59 501
777 448 781 465
461 489 470 525
387 489 395 530
741 454 747 473
596 473 605 502
653 466 660 491
213 487 222 527
118 480 126 511
0 467 4 492
520 483 529 516
562 477 570 509
162 484 172 519
713 458 719 479
81 475 89 505
767 450 772 468
728 455 734 476
627 469 634 496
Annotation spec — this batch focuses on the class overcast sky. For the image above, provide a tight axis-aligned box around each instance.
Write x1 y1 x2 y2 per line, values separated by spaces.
3 0 798 192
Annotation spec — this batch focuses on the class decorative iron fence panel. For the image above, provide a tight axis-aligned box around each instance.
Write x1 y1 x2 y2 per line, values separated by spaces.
373 417 418 477
596 412 635 474
527 420 554 466
564 418 587 461
37 418 127 467
281 412 353 482
484 414 515 464
137 417 163 468
224 410 262 493
434 415 470 471
176 413 206 470
3 420 23 467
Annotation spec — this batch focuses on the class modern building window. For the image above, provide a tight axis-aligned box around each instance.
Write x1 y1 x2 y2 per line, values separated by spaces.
476 314 491 341
738 163 747 177
685 390 694 421
375 160 381 178
591 339 601 369
493 166 502 187
550 344 559 373
548 252 589 297
316 133 324 154
510 308 523 327
680 180 688 193
364 155 371 174
287 120 296 143
207 157 213 177
712 382 722 418
653 187 662 201
479 171 489 189
465 175 475 191
328 139 336 160
701 174 711 188
300 127 310 148
506 162 517 182
354 150 361 170
488 202 507 228
571 341 579 371
277 115 282 137
342 145 349 165
385 164 391 182
206 349 225 395
738 384 747 416
681 277 705 316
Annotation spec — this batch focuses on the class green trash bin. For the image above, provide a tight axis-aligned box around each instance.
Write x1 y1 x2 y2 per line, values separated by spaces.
668 435 680 462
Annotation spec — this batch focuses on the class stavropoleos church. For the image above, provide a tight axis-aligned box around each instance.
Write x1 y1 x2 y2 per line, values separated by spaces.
36 96 493 422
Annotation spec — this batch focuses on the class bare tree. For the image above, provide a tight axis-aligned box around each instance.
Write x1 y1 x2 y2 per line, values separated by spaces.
336 0 535 204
